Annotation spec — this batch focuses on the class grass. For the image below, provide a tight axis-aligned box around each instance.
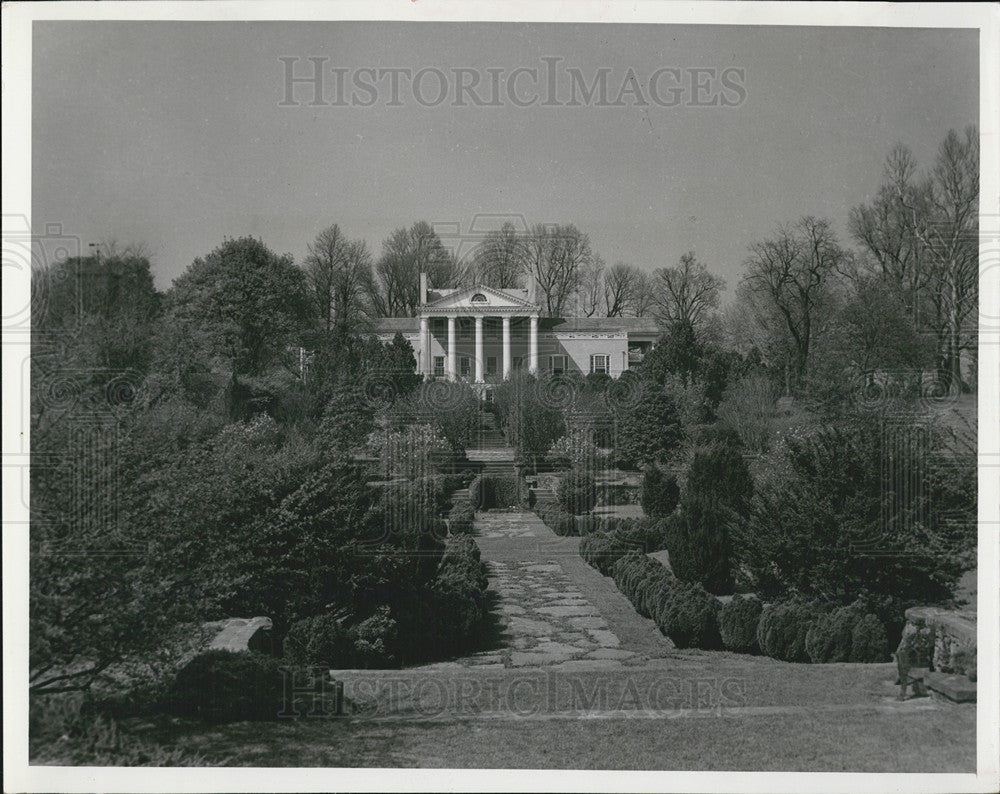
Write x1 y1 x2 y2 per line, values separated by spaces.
57 654 975 770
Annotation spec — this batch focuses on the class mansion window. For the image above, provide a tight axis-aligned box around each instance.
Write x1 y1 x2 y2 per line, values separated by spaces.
471 293 488 304
433 356 445 377
485 320 501 339
590 354 608 375
486 356 498 375
549 355 567 374
460 356 472 377
458 318 473 340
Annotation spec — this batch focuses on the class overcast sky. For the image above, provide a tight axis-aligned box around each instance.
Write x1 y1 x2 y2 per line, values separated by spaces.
32 22 978 296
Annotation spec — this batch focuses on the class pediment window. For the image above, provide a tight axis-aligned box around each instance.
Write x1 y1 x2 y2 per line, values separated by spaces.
471 293 488 304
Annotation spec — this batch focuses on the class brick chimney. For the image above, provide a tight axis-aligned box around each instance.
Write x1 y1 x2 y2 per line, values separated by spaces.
419 272 428 306
526 272 536 305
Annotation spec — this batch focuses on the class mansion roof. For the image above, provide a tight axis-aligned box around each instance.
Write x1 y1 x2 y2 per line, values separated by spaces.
371 315 661 337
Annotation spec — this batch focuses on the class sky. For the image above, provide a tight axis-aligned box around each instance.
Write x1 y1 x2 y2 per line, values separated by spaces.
32 22 979 297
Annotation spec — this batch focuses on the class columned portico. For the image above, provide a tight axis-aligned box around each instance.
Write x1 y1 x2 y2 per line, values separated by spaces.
417 282 540 383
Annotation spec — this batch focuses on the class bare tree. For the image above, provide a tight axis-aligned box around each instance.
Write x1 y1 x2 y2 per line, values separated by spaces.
303 224 373 333
525 223 593 317
629 270 657 317
740 217 846 389
651 252 725 330
472 221 528 288
851 128 979 392
577 255 606 317
370 222 465 317
904 126 979 392
603 262 638 317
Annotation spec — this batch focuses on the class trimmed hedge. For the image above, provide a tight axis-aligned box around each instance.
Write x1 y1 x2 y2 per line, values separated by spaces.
580 518 672 576
447 499 475 534
804 601 891 663
609 553 721 650
805 604 860 663
718 595 763 654
532 497 577 536
574 514 606 537
427 535 491 655
170 650 285 722
556 469 597 515
581 531 630 576
757 600 824 663
641 465 679 518
850 613 889 663
283 612 355 668
656 582 722 649
470 473 527 510
284 606 399 669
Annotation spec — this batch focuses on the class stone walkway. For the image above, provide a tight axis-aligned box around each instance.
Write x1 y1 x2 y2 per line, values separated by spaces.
420 510 673 671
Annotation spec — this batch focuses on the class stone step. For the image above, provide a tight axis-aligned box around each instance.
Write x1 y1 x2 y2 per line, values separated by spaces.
466 450 516 462
923 671 976 703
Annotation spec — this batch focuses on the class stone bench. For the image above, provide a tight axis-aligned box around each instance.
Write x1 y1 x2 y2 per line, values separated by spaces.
205 616 274 655
895 606 976 702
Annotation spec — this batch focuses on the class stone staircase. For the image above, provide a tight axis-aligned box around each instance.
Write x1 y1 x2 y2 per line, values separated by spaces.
466 411 516 468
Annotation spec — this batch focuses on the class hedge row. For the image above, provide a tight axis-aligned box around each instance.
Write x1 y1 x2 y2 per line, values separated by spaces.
754 599 890 663
470 473 527 510
447 499 475 534
532 497 577 536
556 469 597 514
579 519 672 575
603 551 891 662
610 552 721 650
718 595 763 654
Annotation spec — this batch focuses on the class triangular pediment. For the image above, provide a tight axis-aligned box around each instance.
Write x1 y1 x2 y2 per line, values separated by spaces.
422 284 538 312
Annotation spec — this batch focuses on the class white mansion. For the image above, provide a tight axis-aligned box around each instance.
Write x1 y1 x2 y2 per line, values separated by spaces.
373 274 660 382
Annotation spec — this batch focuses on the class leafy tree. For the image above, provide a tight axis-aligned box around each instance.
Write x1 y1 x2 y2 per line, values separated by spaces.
641 465 679 518
611 373 682 469
736 417 974 602
32 248 161 376
167 237 310 382
493 372 566 469
640 320 703 387
319 384 376 452
665 496 735 595
416 379 480 452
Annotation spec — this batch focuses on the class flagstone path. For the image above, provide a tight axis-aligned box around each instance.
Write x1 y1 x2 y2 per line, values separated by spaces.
419 510 673 671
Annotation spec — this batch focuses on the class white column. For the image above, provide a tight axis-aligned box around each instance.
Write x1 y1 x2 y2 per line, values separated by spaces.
529 315 538 374
419 316 430 379
502 316 512 379
474 315 484 382
447 316 457 381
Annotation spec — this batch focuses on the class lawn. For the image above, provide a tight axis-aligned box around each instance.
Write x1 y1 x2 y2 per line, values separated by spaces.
112 654 975 771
